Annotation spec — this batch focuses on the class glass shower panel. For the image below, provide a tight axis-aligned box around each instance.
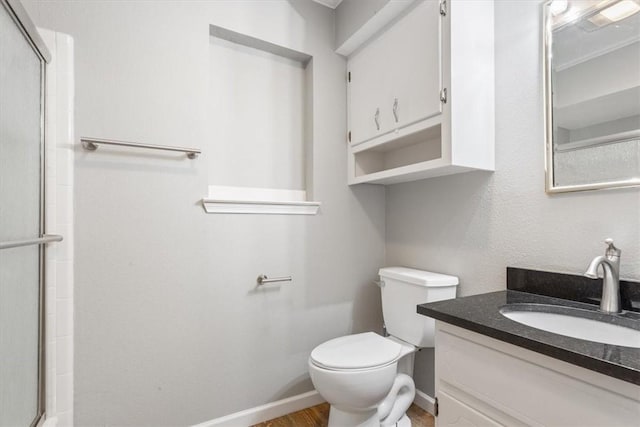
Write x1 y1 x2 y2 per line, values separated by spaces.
0 2 44 425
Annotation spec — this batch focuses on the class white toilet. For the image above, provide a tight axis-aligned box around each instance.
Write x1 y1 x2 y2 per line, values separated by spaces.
308 267 458 427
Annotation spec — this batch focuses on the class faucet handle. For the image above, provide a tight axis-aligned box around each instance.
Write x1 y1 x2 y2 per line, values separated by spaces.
604 238 621 258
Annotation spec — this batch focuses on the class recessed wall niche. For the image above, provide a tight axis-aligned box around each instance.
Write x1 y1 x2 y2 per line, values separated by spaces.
203 25 319 215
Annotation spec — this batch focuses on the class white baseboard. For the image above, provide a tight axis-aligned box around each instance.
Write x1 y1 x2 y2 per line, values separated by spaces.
413 389 436 416
192 387 433 426
192 390 325 427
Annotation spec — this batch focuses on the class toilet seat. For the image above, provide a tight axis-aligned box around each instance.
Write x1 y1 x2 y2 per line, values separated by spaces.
310 332 402 371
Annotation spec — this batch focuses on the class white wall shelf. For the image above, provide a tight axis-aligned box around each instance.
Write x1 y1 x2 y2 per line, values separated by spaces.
350 161 474 186
202 186 320 215
202 199 321 215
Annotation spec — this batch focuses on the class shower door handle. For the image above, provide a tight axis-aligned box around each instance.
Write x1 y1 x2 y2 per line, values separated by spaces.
0 234 63 250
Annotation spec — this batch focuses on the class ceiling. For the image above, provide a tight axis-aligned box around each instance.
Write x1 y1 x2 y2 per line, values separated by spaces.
553 9 640 70
311 0 344 9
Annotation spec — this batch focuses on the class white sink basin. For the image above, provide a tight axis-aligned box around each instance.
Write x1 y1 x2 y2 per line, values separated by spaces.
500 304 640 348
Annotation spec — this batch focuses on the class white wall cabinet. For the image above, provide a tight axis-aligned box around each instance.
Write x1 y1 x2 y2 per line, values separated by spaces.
348 0 441 146
435 322 640 427
346 0 495 185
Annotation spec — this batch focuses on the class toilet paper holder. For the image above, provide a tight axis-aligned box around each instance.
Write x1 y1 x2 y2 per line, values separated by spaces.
257 274 292 285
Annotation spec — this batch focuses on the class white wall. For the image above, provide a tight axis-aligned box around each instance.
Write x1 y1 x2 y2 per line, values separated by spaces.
387 0 640 395
335 0 389 48
23 1 386 425
208 34 308 191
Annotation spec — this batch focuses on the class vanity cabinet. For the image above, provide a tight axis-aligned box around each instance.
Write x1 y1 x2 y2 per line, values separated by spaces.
346 0 495 185
435 322 640 427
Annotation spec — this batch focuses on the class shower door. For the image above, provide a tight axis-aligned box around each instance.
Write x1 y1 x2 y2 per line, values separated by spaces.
0 1 53 426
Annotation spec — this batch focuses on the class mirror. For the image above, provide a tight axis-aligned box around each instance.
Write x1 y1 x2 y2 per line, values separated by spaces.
544 0 640 193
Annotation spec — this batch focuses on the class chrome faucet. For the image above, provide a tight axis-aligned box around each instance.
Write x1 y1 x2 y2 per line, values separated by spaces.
584 239 622 314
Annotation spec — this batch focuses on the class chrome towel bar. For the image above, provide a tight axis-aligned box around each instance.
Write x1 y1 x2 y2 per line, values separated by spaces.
0 234 63 250
81 137 201 159
257 274 292 285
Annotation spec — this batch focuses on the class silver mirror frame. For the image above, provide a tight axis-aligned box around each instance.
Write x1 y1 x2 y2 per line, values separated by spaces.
543 0 640 194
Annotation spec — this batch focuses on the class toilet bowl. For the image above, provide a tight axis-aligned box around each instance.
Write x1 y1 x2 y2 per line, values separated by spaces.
308 267 459 427
308 332 416 427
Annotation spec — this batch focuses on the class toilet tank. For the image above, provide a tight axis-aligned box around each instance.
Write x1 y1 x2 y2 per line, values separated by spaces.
379 267 458 348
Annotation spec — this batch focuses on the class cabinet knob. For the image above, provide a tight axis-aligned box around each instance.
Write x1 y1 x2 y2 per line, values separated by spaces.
374 107 380 131
393 98 399 123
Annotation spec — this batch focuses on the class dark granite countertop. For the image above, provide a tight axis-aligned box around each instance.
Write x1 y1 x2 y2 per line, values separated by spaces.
417 269 640 386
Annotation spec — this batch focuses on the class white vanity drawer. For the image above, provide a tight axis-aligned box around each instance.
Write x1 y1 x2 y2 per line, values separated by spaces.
437 390 502 427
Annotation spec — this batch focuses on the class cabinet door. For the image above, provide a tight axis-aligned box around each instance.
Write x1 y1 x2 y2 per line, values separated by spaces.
348 0 442 145
347 33 389 145
436 391 502 427
436 323 640 427
386 0 442 130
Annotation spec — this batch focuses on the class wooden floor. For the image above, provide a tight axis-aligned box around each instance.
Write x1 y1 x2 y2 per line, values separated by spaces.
252 403 434 427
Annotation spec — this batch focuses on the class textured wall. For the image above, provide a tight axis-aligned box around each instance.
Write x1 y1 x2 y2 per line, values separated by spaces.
388 0 640 395
23 1 386 425
554 140 640 186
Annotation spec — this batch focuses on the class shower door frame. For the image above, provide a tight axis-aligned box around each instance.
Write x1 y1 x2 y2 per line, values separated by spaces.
1 1 52 426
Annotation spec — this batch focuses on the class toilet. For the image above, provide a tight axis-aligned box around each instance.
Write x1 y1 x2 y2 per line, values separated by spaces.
308 267 458 427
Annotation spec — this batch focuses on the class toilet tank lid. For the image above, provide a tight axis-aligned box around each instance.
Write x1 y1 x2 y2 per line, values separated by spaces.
378 267 459 287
